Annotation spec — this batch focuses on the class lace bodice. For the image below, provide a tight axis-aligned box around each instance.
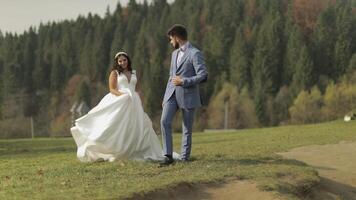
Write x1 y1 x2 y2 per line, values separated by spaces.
116 70 137 91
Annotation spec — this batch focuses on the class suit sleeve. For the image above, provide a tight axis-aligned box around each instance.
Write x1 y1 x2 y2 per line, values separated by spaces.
181 51 208 88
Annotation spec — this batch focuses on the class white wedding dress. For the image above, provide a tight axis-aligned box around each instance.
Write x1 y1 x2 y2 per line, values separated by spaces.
70 70 165 162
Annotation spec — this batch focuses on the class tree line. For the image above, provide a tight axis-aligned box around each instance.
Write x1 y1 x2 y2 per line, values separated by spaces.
0 0 355 138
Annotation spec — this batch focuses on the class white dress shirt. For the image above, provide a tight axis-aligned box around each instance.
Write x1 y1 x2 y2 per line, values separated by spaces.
177 42 189 66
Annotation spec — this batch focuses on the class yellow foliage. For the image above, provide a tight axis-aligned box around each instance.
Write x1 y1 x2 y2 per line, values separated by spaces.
207 83 259 129
289 86 323 124
323 81 356 120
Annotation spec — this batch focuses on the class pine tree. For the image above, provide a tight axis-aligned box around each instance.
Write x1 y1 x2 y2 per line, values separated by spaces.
23 33 36 79
253 78 268 125
1 34 19 97
132 24 149 80
348 54 356 73
59 26 76 81
98 8 116 81
284 25 303 85
252 10 284 95
50 54 65 90
290 45 313 95
123 0 145 54
79 30 96 80
229 25 251 90
334 2 353 77
110 3 125 63
34 25 52 90
312 7 336 80
0 55 3 118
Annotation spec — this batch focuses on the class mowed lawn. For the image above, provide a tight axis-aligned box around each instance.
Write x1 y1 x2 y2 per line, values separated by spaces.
1 120 356 199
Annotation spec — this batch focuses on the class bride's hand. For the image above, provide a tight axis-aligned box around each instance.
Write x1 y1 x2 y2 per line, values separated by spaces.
117 90 128 96
110 89 124 96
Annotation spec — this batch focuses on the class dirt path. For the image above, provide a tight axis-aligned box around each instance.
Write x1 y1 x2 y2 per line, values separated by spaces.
279 141 356 200
130 180 281 200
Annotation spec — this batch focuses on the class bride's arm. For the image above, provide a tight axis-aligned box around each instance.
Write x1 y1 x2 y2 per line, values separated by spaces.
135 71 144 103
109 71 123 96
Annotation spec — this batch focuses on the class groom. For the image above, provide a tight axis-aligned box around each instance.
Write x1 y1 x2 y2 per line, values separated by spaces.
160 24 208 166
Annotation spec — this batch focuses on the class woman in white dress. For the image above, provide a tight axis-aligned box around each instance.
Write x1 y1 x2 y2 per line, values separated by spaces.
70 52 164 162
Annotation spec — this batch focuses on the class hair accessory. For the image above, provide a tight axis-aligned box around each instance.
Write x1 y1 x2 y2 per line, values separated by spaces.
115 51 128 59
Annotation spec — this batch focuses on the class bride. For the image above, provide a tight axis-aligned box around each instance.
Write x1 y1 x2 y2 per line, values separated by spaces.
71 52 165 162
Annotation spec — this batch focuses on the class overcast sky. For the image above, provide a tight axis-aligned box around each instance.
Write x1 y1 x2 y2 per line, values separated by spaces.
0 0 173 34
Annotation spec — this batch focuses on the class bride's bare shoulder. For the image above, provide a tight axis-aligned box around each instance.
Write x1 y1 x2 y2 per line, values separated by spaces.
110 70 119 76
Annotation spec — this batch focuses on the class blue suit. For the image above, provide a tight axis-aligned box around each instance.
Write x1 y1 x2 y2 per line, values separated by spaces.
161 42 208 160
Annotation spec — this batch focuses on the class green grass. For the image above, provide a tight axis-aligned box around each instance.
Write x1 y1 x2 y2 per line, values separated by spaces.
1 120 356 199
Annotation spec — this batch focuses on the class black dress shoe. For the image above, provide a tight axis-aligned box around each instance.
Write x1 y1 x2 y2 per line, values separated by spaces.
159 156 174 167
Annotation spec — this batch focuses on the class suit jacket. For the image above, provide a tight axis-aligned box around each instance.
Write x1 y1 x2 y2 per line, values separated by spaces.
163 42 208 109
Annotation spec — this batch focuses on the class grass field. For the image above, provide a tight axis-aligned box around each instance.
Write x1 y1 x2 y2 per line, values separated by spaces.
1 120 356 199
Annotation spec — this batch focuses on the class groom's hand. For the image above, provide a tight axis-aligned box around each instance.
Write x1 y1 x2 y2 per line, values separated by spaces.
172 76 183 86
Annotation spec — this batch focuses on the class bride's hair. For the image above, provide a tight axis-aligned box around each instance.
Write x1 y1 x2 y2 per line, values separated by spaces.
112 52 132 74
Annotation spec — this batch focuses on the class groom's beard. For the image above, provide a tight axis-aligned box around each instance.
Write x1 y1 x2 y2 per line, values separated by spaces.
173 43 179 49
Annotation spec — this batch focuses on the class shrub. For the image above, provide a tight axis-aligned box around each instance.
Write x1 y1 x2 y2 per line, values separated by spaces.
289 86 323 124
207 83 259 129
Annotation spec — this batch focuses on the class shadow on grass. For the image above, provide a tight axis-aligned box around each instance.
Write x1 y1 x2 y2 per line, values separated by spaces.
207 154 309 167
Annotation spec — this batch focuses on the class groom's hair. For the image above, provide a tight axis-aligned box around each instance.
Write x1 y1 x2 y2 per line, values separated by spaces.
167 24 187 40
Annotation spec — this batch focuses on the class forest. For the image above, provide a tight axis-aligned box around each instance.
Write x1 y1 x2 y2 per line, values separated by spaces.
0 0 355 138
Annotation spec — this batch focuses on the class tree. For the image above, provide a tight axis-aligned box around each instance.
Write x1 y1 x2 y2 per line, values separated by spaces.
312 7 336 80
0 56 3 118
229 25 251 90
284 25 303 86
50 54 65 90
251 9 284 125
348 53 356 73
22 28 37 90
79 30 96 81
252 10 284 95
334 2 353 77
271 85 292 125
253 79 268 125
290 45 313 95
59 26 76 81
75 79 91 107
110 3 125 64
33 25 52 90
144 33 167 116
292 0 329 34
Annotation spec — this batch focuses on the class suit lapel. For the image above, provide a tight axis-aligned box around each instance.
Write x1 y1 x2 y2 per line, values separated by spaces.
172 50 178 75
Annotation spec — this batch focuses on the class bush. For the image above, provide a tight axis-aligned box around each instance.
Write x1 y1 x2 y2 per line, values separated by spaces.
323 81 356 120
50 112 72 137
0 117 31 139
269 86 293 125
289 86 323 124
207 83 259 129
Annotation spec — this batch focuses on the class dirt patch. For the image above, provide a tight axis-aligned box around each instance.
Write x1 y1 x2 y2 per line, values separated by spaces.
279 141 356 200
128 179 282 200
